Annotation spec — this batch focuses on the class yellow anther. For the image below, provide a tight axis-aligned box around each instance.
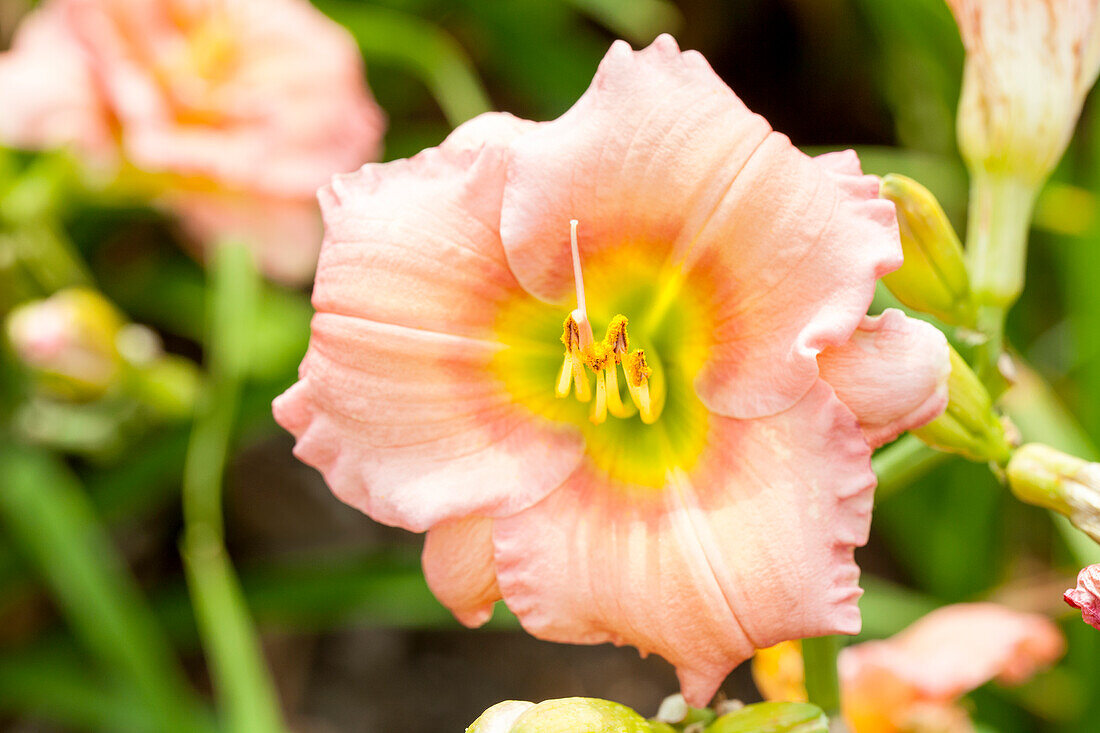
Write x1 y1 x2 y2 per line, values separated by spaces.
557 315 591 402
605 315 629 359
624 349 658 424
625 349 652 387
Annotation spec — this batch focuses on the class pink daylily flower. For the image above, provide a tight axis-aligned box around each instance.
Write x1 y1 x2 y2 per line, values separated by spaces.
1065 564 1100 630
840 603 1065 732
755 603 1066 733
0 0 384 284
273 35 950 705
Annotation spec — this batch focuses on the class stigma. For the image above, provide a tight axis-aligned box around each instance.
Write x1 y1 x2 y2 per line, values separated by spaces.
555 220 663 425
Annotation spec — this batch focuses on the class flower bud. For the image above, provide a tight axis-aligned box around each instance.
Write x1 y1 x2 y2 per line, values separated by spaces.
509 698 653 733
467 698 659 733
879 174 976 328
1064 564 1100 631
1007 443 1100 544
912 347 1013 465
707 702 828 733
947 0 1100 191
5 287 125 401
466 701 536 733
946 0 1100 308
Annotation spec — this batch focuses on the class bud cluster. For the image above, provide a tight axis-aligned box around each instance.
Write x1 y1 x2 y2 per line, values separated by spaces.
466 697 827 733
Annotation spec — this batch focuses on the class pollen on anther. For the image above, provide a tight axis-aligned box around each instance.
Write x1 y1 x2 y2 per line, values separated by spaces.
625 349 652 387
605 315 629 358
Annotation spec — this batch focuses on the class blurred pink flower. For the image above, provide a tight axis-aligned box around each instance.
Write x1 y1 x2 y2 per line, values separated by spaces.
755 603 1065 733
0 0 384 283
840 603 1065 733
1065 564 1100 630
273 35 950 705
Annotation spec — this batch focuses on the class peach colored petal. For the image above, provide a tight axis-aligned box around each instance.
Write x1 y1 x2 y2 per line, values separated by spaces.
0 1 112 157
313 119 531 339
499 35 900 419
273 317 582 532
840 603 1065 703
1064 564 1100 630
273 121 584 532
492 381 875 706
166 190 322 285
689 143 901 419
66 0 383 198
818 309 950 448
422 516 501 627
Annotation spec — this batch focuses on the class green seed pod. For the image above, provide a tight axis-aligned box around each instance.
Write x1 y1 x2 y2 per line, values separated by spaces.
510 698 652 733
706 702 828 733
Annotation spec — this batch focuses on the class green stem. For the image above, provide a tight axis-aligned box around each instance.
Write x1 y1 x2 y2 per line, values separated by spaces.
181 243 288 733
801 635 846 729
871 434 949 501
0 443 211 733
964 170 1039 387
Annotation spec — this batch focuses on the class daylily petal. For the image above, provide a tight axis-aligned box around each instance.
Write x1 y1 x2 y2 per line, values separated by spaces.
839 603 1065 703
500 35 900 419
1064 564 1100 630
0 1 112 156
818 309 950 448
166 191 322 286
313 118 530 338
66 0 383 198
422 516 501 627
492 381 874 706
689 144 900 419
499 34 771 304
273 120 584 531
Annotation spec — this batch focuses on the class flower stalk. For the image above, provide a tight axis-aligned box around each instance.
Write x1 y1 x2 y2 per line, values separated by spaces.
800 636 846 731
181 243 288 733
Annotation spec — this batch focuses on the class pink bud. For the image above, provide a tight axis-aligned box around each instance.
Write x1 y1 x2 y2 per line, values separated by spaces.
1064 564 1100 631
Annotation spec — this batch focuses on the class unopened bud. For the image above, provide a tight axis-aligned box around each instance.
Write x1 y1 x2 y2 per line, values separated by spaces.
879 174 976 328
467 701 536 733
1064 564 1100 631
468 698 659 733
707 702 828 733
1007 444 1100 544
6 288 125 401
912 347 1013 465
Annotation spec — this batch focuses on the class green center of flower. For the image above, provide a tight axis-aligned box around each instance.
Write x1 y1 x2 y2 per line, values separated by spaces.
494 221 713 487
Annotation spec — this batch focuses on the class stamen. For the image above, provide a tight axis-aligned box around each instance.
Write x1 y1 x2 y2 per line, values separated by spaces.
557 315 592 402
586 343 611 425
604 361 634 418
553 220 664 423
605 316 629 359
625 349 658 424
